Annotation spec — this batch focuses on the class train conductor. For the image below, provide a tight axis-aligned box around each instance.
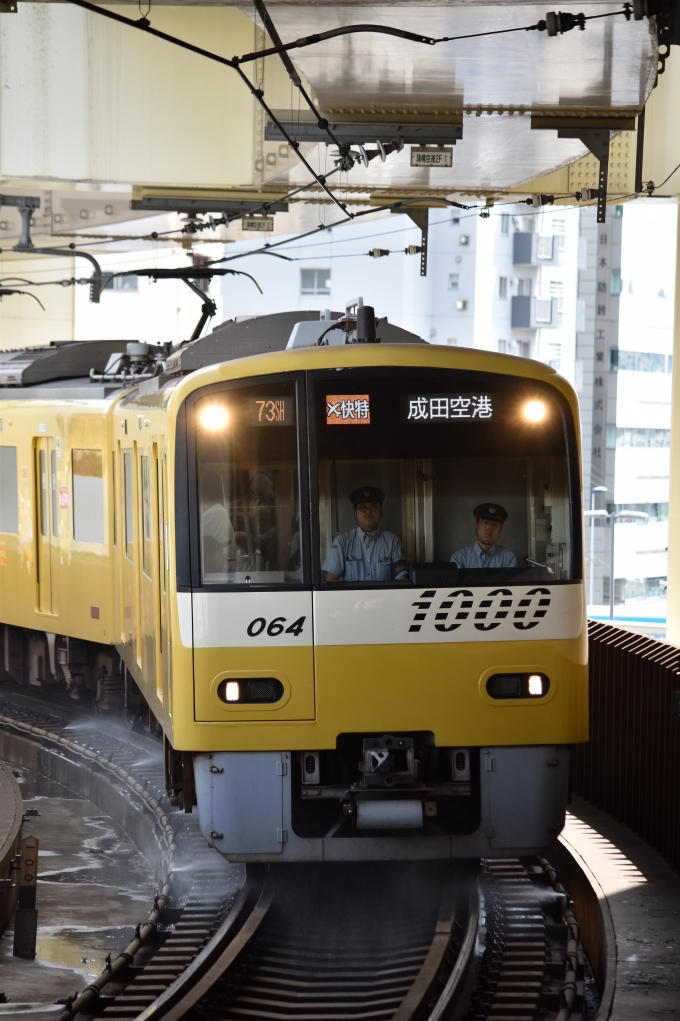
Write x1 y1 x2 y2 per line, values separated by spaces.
323 486 409 582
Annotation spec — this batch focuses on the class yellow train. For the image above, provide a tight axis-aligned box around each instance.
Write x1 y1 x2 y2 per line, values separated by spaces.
0 304 587 861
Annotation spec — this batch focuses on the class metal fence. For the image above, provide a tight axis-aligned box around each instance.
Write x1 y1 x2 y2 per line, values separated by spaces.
571 621 680 875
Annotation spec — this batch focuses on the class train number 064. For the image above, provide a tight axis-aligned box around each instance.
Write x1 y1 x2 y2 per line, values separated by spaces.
246 616 306 638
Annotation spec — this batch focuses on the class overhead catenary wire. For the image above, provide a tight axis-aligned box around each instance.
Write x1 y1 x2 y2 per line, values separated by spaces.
0 287 45 309
6 202 582 293
234 6 635 65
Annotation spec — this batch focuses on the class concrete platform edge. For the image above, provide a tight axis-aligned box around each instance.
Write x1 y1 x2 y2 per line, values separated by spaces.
551 832 617 1019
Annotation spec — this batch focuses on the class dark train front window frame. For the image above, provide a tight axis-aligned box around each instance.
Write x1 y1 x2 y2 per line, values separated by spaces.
181 367 582 591
308 366 582 589
185 374 310 590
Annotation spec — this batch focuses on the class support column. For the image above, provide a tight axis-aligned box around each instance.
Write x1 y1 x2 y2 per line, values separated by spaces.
665 200 680 646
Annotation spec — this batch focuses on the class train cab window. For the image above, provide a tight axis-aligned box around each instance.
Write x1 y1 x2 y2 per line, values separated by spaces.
313 372 578 586
194 380 301 585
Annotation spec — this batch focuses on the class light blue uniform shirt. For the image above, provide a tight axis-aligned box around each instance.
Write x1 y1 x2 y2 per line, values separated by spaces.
450 542 517 569
323 526 408 582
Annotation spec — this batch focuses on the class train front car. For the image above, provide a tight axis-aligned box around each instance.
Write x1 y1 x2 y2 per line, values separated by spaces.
178 346 587 862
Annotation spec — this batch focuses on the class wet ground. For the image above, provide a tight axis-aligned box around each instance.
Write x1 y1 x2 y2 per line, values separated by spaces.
0 759 155 1019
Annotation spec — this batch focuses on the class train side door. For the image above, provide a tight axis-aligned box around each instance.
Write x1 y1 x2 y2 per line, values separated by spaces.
35 437 57 615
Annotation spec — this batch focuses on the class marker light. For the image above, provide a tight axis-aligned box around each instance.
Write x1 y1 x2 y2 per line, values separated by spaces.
199 404 229 431
528 674 544 696
225 681 240 702
523 400 547 423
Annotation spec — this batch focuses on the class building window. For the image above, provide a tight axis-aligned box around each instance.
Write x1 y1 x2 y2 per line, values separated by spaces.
447 338 458 346
448 273 459 290
498 339 507 353
451 216 460 225
607 426 671 448
500 215 509 235
613 205 624 217
498 277 507 299
517 279 532 297
610 350 669 373
518 341 531 358
104 274 138 291
459 235 470 246
300 268 331 295
536 236 554 261
552 219 565 234
610 269 623 295
535 299 553 324
455 299 468 311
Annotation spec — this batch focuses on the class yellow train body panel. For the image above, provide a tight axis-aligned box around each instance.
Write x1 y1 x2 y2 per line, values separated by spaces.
0 400 114 646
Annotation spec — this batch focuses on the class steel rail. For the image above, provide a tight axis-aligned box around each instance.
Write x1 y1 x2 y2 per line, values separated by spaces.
427 885 483 1021
133 879 273 1021
0 694 234 1021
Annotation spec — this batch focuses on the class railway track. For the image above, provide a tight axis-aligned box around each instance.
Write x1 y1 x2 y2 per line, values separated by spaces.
0 684 587 1021
0 684 238 1020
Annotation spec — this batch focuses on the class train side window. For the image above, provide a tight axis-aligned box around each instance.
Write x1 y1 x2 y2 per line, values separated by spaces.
193 380 301 585
313 372 577 586
39 449 48 538
51 450 58 537
112 452 117 548
0 447 19 533
158 457 166 594
123 450 134 559
141 455 153 578
72 449 104 544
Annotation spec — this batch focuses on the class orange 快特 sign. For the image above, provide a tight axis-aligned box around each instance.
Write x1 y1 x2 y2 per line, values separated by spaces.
326 395 370 425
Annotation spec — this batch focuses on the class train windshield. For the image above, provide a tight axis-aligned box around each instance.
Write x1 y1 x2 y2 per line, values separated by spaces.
194 380 301 585
313 370 579 587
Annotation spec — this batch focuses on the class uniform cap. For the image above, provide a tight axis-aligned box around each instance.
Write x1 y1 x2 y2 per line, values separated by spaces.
350 485 385 506
474 502 508 523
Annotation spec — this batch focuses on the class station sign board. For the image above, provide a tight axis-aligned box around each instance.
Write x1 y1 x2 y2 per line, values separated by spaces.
242 216 274 231
410 147 453 168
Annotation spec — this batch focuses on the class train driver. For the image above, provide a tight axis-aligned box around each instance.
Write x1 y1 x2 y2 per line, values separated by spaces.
450 503 517 569
323 486 409 582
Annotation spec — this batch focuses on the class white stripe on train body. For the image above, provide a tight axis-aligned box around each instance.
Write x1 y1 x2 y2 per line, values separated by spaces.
179 583 583 649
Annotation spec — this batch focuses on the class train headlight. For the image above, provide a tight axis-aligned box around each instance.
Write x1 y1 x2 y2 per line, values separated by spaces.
486 673 550 699
224 681 240 702
199 404 229 431
522 400 546 423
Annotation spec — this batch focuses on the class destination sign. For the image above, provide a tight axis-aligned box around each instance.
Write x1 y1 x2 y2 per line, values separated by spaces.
401 394 494 422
